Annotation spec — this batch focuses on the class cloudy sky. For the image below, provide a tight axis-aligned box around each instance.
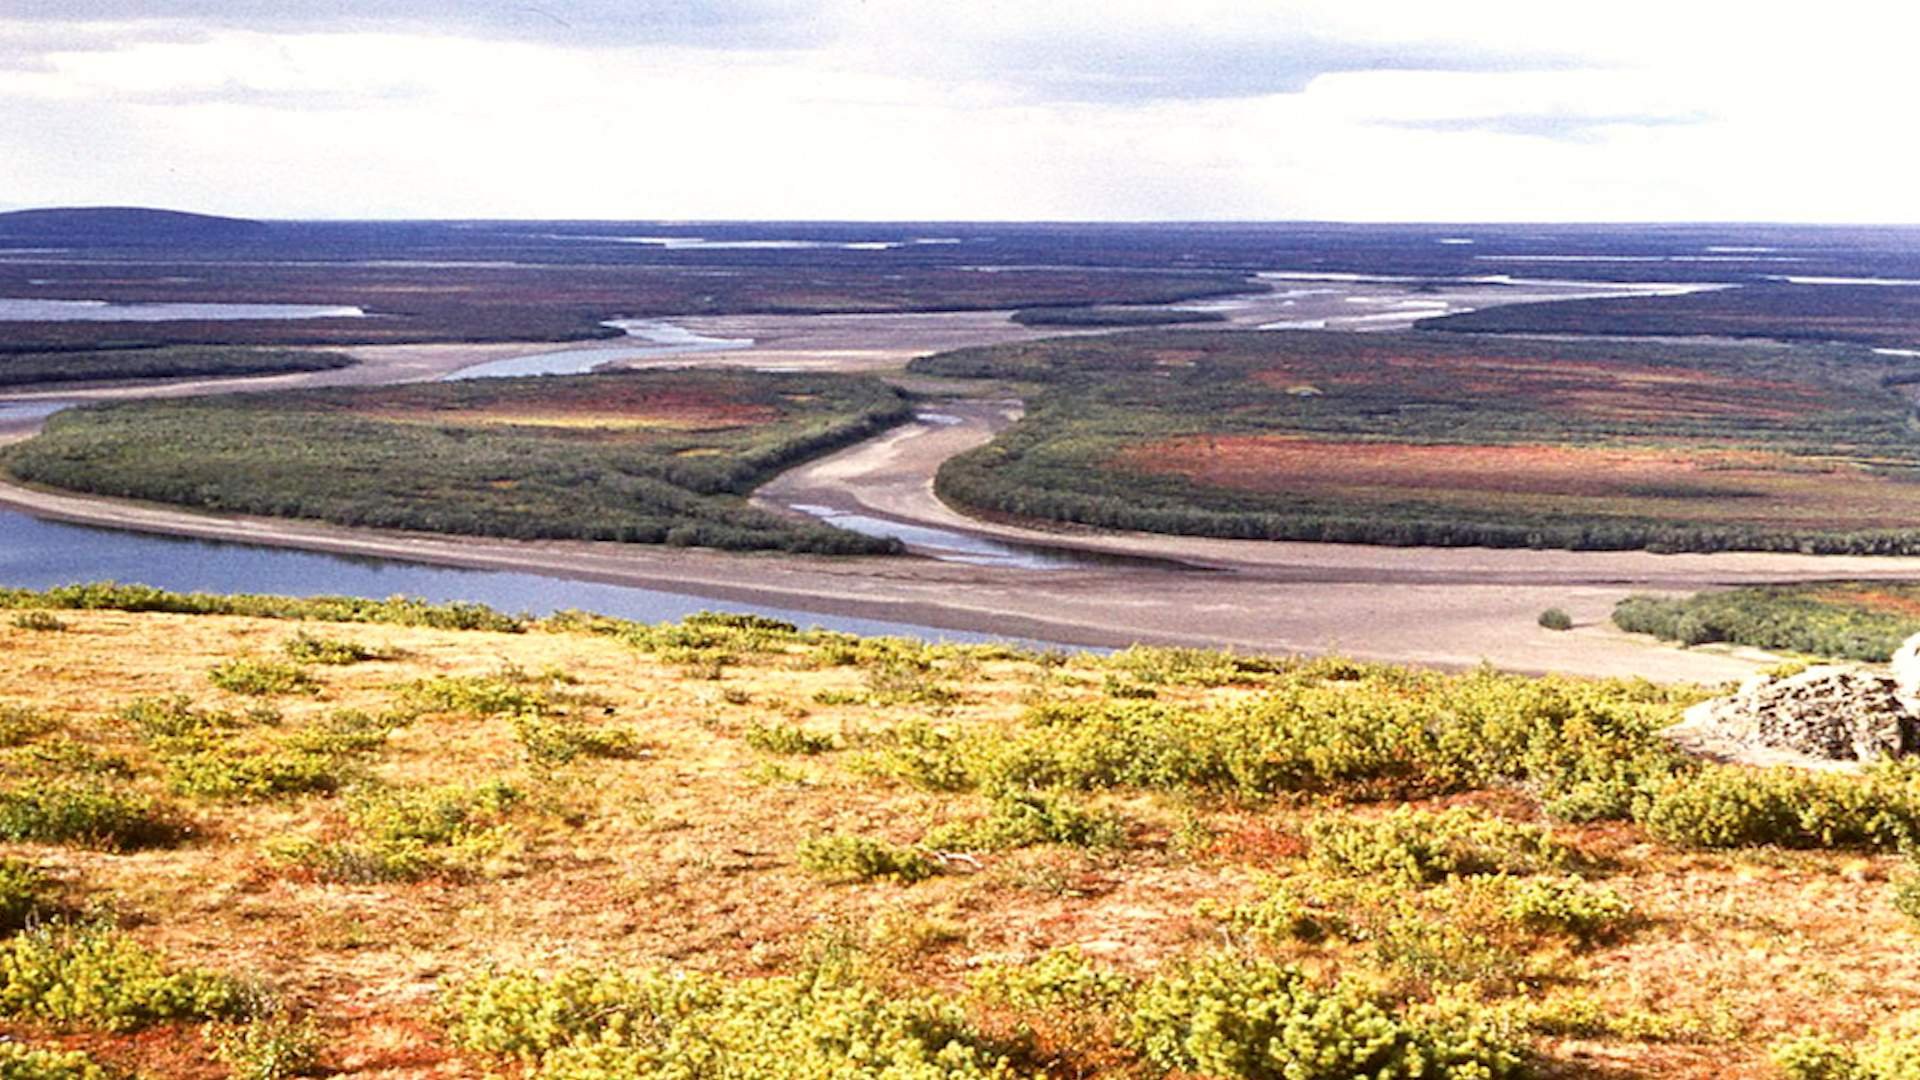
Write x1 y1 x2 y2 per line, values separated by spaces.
1 2 1912 221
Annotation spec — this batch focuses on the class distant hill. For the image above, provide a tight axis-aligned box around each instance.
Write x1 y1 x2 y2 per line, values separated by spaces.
0 206 270 246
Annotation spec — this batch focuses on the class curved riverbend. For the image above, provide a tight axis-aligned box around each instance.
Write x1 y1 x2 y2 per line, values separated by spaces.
0 282 1904 678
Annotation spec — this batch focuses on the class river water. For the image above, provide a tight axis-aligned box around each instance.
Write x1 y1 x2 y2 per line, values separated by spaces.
443 319 752 379
0 299 366 321
0 508 1022 642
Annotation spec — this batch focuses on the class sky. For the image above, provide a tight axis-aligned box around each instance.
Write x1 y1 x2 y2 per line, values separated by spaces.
0 1 1914 222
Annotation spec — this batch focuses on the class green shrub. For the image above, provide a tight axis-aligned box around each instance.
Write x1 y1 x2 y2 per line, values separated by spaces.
208 658 320 697
742 721 835 756
0 922 247 1030
215 1011 324 1080
0 706 53 748
120 695 247 739
1307 808 1571 884
0 781 174 850
923 790 1126 852
397 673 547 717
1536 608 1573 632
1499 875 1631 943
969 949 1134 1015
8 611 65 633
281 631 386 666
1614 584 1920 662
0 582 526 633
1775 1033 1920 1080
795 834 938 884
1128 953 1524 1080
0 739 133 782
1895 854 1920 927
440 967 1021 1078
511 715 645 766
160 742 346 802
0 1042 113 1080
271 781 521 883
0 860 53 935
1640 764 1920 849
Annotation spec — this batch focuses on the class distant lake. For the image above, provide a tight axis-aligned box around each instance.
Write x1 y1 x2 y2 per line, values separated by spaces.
0 299 366 322
0 506 1040 644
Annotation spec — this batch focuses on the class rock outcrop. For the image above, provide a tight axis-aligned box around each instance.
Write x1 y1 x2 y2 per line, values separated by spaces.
1670 632 1920 768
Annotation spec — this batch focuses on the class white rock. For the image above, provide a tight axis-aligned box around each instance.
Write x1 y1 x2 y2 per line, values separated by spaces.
1892 631 1920 701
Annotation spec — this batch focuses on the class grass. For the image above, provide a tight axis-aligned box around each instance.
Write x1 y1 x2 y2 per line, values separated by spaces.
0 599 1912 1076
909 328 1920 554
5 369 913 555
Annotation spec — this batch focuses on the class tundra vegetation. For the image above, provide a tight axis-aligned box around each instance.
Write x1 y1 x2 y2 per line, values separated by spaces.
1420 283 1920 351
0 346 354 388
4 370 912 554
910 329 1920 554
0 584 1911 1077
1614 582 1920 661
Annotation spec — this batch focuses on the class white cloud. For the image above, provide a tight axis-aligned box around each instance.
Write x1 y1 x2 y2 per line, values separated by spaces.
0 3 1914 221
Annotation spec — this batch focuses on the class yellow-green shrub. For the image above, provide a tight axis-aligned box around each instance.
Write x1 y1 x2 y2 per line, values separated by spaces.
0 781 174 850
795 834 937 884
1128 953 1524 1080
0 1042 113 1080
1306 808 1570 884
440 967 1025 1078
0 923 247 1030
1641 764 1920 850
208 658 320 697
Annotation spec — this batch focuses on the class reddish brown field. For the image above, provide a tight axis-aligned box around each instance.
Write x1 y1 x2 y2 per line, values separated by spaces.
1116 435 1920 527
1248 352 1832 423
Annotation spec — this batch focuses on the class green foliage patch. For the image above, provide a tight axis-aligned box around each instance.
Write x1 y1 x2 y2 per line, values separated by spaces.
440 967 1026 1079
0 922 248 1030
1614 583 1920 661
795 833 939 884
911 329 1920 554
6 370 913 554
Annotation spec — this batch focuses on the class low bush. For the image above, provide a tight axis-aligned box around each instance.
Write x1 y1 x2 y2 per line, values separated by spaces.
923 790 1127 852
1614 585 1920 662
281 631 386 666
511 715 645 766
0 1042 114 1080
1306 808 1571 884
795 834 938 884
160 741 347 802
0 859 53 935
120 695 248 739
0 582 526 633
9 611 66 632
1128 953 1525 1080
397 672 548 717
0 706 53 747
0 781 174 850
215 1011 324 1080
1640 764 1920 849
208 658 320 697
1499 875 1631 943
0 922 248 1030
1776 1033 1920 1080
742 721 835 756
271 781 521 883
439 967 1022 1078
1537 608 1573 632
